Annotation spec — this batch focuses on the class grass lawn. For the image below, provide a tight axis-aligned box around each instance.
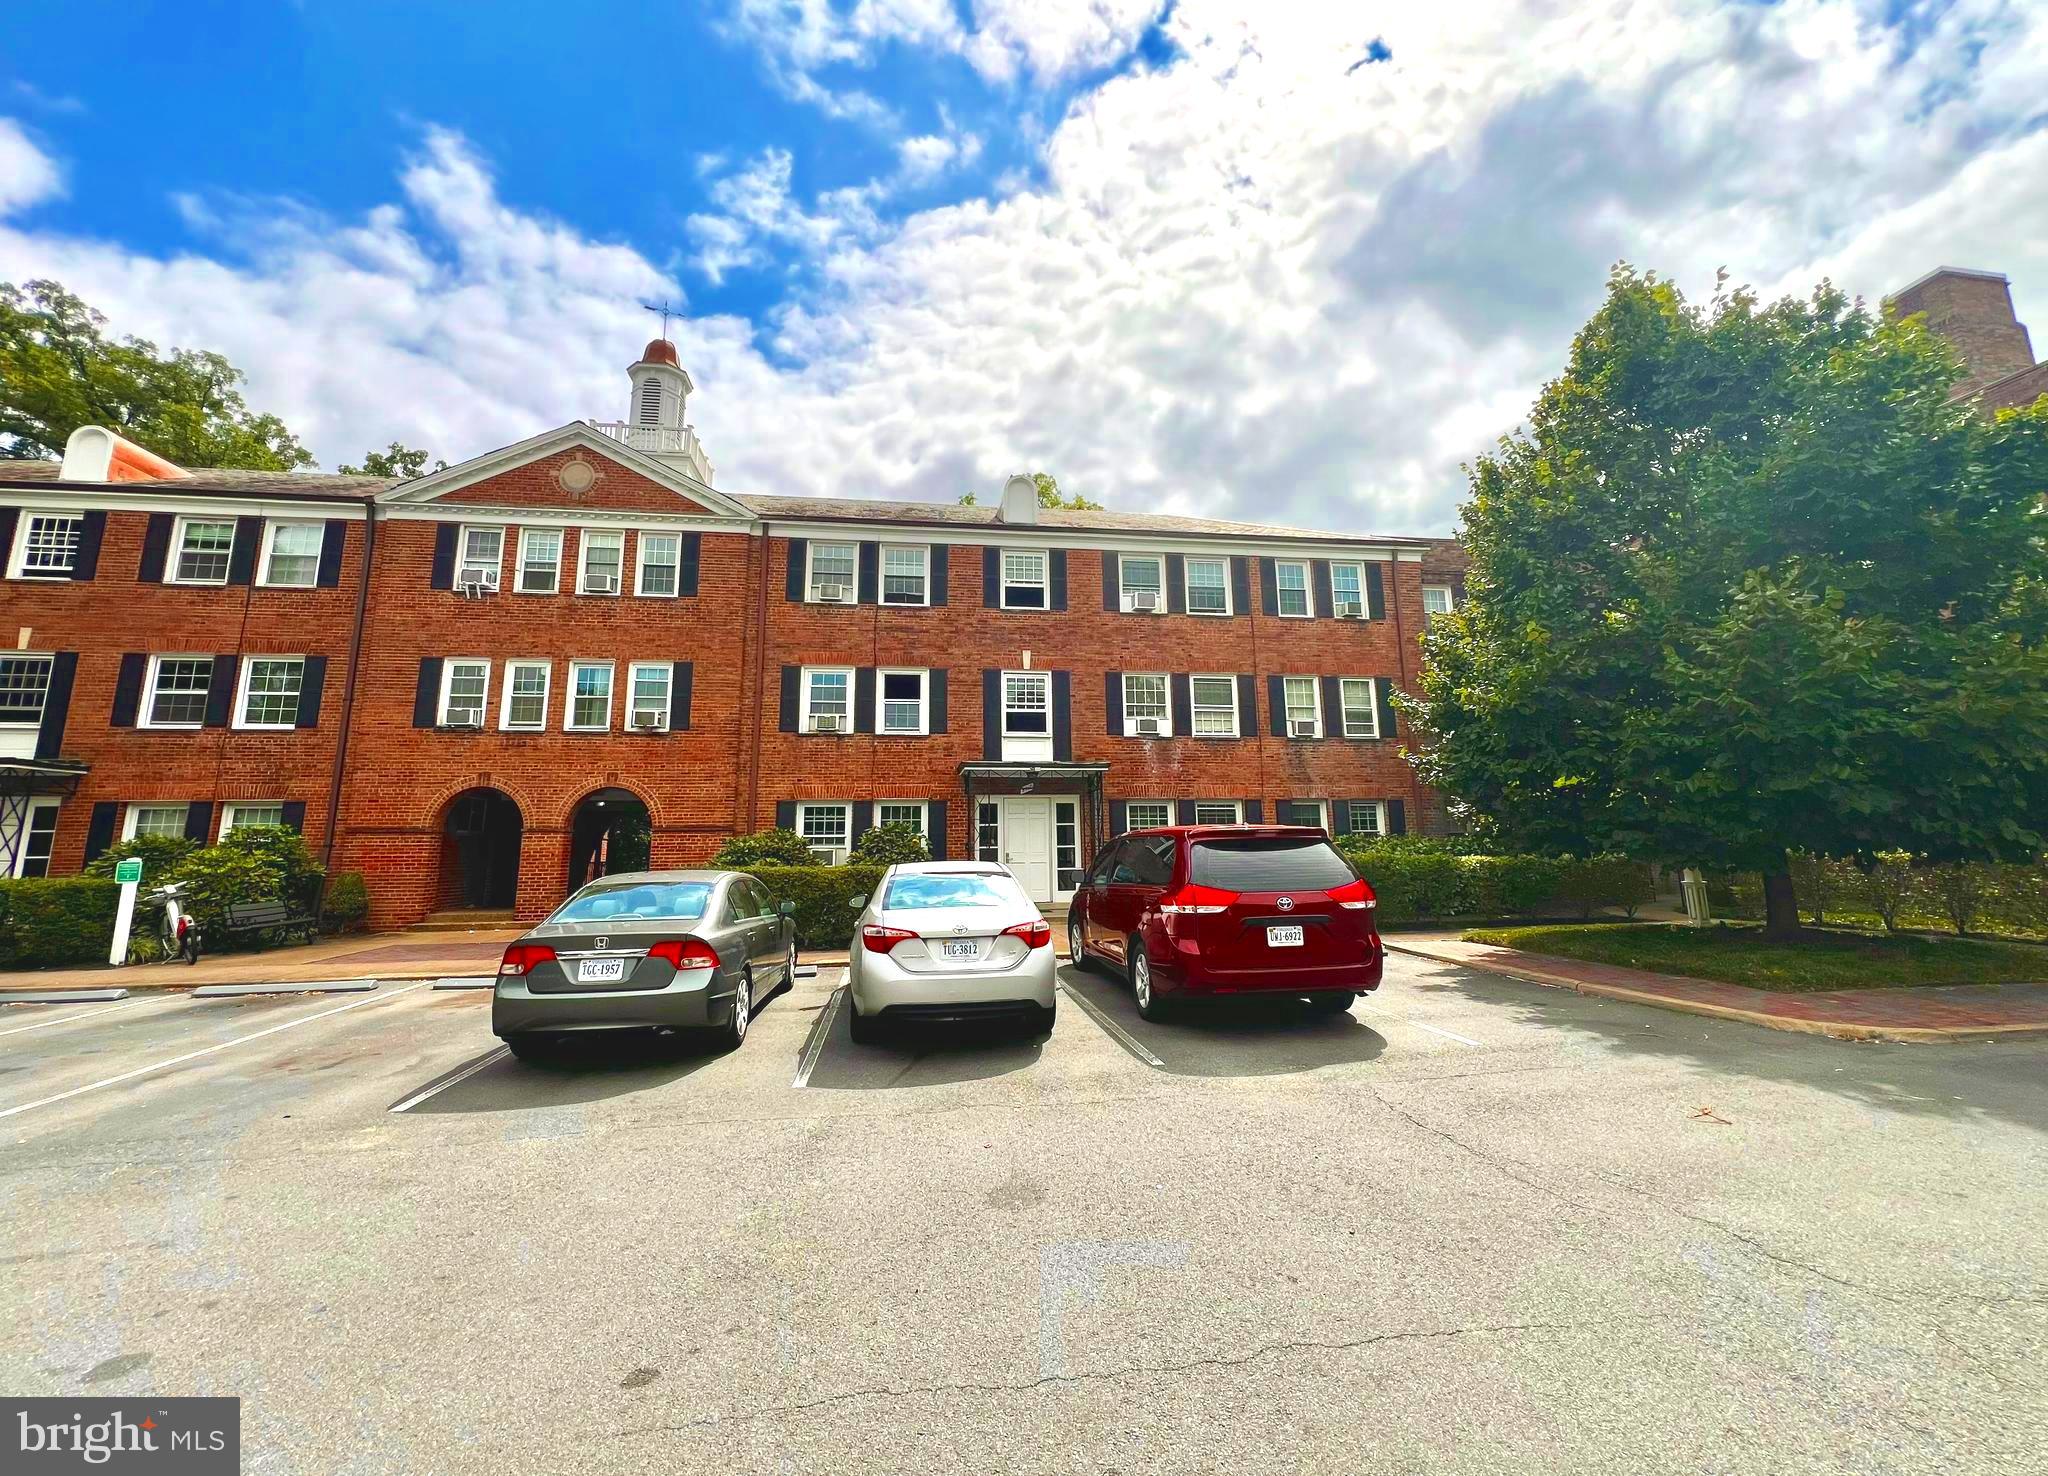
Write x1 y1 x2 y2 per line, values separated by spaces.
1459 922 2048 992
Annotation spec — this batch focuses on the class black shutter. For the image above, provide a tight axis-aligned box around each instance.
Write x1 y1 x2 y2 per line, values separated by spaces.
857 543 879 605
0 509 15 571
928 800 948 860
1365 562 1386 620
1375 677 1399 740
854 668 876 734
203 656 237 728
34 652 77 760
430 524 457 589
672 661 693 730
1170 673 1192 736
981 669 1001 759
1332 801 1352 837
1322 677 1345 739
281 801 307 832
1388 798 1408 836
111 654 146 727
1236 674 1257 737
1267 675 1286 737
73 512 106 580
1052 671 1072 761
929 669 947 733
1166 553 1186 614
1312 560 1334 619
1258 557 1279 616
775 800 797 832
676 534 700 597
139 513 173 582
317 520 347 587
852 801 874 847
1104 671 1124 735
982 546 1000 607
785 538 807 601
184 802 214 842
1176 800 1197 826
778 666 800 732
930 545 949 606
1243 800 1264 823
1110 799 1128 835
84 802 118 864
295 656 328 729
227 516 263 585
1049 550 1068 611
1449 571 1467 605
1101 551 1120 610
1230 556 1252 617
413 658 443 727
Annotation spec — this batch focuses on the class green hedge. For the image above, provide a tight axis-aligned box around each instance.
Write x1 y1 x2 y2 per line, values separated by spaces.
0 877 121 968
739 863 887 948
1728 854 2048 937
1338 846 1656 926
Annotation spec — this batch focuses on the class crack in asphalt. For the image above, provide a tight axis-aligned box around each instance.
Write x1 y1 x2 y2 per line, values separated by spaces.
1366 1085 1604 1216
613 1316 1637 1435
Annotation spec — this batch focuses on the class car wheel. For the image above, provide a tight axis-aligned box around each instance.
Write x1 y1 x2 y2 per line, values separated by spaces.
847 992 882 1046
1305 991 1356 1015
1067 915 1091 973
1028 1004 1057 1038
504 1034 554 1064
1131 941 1171 1022
714 970 753 1052
783 937 799 992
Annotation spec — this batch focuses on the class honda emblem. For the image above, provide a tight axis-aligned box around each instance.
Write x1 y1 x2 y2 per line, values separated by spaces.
593 936 609 950
1276 897 1295 912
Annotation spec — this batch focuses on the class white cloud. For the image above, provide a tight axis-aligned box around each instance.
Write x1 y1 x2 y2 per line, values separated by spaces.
2 2 2045 537
0 119 63 214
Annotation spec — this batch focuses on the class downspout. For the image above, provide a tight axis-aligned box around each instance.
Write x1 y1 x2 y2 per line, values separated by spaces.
1386 554 1415 827
321 503 376 872
743 522 773 833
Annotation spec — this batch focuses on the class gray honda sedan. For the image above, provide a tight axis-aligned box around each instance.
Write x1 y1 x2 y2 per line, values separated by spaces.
492 870 797 1060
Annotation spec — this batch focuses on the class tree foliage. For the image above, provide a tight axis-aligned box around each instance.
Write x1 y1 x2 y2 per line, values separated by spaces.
850 821 931 865
0 279 313 468
958 472 1103 510
340 442 448 479
1408 266 2048 928
711 827 818 867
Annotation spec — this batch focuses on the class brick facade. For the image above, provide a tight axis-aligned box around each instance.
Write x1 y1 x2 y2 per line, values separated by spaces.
1887 267 2039 401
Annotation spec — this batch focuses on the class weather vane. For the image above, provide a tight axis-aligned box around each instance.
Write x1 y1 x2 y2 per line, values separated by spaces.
643 301 680 340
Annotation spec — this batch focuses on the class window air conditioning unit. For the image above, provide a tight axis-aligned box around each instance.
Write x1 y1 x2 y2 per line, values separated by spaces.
1289 720 1319 738
1334 599 1363 618
585 573 620 594
631 714 665 731
1134 717 1164 736
443 714 483 731
812 582 853 603
812 713 844 733
456 569 498 597
1127 589 1161 613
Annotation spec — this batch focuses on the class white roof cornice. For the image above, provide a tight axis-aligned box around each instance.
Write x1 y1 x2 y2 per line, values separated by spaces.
378 422 757 523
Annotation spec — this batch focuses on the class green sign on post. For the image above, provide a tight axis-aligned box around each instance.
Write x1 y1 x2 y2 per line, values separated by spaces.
113 858 144 885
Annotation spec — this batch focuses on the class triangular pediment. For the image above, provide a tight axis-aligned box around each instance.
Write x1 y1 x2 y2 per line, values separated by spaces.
378 423 754 522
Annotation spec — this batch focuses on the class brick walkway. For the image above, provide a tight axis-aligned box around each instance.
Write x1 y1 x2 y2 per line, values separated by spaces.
1388 936 2048 1042
0 926 525 993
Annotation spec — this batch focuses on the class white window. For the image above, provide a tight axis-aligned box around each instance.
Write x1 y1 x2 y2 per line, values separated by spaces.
10 798 58 877
456 526 503 590
1119 554 1164 612
0 655 53 726
627 662 672 731
258 521 323 588
124 804 189 840
220 802 287 836
1122 673 1170 737
499 660 551 730
803 667 853 733
170 518 234 585
1339 678 1380 739
636 533 681 597
1193 801 1243 825
439 659 490 728
807 542 858 600
143 656 213 728
1002 670 1051 753
1274 560 1311 617
577 531 624 594
880 545 929 606
1000 549 1048 609
566 662 614 731
1123 801 1173 832
516 529 561 594
9 514 82 578
1190 675 1238 737
235 657 305 729
797 802 851 865
876 801 929 847
879 669 928 735
1423 584 1455 617
1283 677 1321 738
1288 800 1330 831
1347 801 1387 837
1330 562 1366 617
1185 557 1230 615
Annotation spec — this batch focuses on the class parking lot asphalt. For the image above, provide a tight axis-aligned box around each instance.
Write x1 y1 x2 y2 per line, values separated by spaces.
2 954 2044 1474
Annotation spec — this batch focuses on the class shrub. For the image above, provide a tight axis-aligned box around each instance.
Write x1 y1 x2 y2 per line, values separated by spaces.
169 846 288 947
215 825 324 911
851 821 930 866
1861 852 1913 933
1339 846 1653 926
1927 862 1986 937
81 834 195 887
0 877 121 967
712 827 816 868
323 871 370 932
738 864 887 948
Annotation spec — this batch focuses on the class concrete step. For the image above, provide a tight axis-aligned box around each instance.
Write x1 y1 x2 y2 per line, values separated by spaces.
415 909 519 932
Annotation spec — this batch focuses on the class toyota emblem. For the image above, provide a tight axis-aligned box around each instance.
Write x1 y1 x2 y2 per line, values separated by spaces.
1276 897 1295 912
593 936 608 950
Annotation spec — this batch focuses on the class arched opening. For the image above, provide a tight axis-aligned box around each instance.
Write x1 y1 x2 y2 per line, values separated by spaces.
567 787 651 892
441 788 523 911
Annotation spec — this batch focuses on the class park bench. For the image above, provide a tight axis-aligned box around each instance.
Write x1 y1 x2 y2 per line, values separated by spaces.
223 898 319 943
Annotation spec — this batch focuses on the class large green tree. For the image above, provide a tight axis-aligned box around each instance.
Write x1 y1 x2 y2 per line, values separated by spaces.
340 442 447 479
0 279 312 469
1409 267 2048 935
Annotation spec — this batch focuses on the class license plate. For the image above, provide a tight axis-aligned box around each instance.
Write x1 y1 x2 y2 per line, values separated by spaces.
1266 926 1305 948
941 940 979 960
577 957 628 984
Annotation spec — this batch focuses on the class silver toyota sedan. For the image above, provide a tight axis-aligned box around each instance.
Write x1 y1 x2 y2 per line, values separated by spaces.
845 862 1057 1043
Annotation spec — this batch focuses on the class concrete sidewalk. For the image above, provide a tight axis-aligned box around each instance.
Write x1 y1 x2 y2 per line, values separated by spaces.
0 926 525 993
1388 934 2048 1042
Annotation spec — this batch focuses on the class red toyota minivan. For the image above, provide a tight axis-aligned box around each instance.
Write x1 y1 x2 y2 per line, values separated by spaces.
1067 824 1383 1019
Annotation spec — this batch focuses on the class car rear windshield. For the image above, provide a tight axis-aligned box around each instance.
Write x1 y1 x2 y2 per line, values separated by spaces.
882 874 1020 910
549 882 712 924
1189 838 1357 892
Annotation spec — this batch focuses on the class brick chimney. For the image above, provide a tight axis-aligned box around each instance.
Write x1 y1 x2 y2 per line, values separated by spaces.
1886 267 2036 399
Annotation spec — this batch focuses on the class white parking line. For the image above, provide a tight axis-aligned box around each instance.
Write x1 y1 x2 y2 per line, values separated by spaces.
0 982 427 1124
0 1001 138 1039
1057 979 1165 1069
1414 1022 1482 1047
792 978 846 1088
390 1046 510 1113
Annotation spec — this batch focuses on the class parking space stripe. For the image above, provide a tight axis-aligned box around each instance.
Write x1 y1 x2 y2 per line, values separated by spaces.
1414 1022 1482 1047
389 1046 510 1113
792 979 846 1088
0 982 427 1124
0 1002 134 1039
1056 978 1164 1069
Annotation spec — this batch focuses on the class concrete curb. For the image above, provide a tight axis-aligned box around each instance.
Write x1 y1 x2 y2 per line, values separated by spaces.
0 988 130 1004
1386 942 2048 1044
431 977 495 991
191 980 379 998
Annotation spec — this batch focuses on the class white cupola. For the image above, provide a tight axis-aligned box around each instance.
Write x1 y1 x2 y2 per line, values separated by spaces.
628 338 694 429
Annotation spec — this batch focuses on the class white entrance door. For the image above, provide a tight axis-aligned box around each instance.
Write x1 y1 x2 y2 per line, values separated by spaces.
1002 796 1053 903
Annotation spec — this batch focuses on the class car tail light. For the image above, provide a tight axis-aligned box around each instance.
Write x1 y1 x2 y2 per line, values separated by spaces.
1160 884 1237 915
498 942 557 977
862 924 918 954
1001 918 1052 948
1328 878 1377 911
648 937 721 969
